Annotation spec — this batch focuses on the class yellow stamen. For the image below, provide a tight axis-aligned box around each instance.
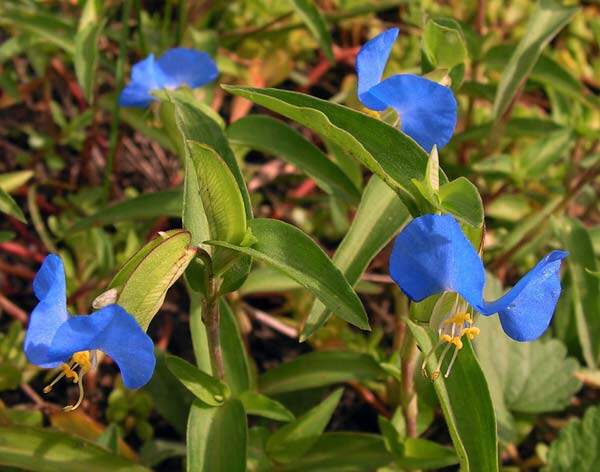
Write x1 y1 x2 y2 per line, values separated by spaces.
450 336 463 350
62 364 79 383
63 376 85 412
443 312 472 325
462 326 480 340
445 346 461 378
42 351 93 411
72 351 91 374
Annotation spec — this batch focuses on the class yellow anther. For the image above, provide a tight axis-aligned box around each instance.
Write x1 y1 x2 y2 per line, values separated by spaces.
72 351 91 374
62 364 79 383
462 326 480 340
450 337 463 350
443 312 472 325
440 334 453 343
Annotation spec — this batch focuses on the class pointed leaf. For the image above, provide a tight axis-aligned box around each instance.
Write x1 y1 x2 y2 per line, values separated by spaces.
0 426 148 471
227 115 360 203
187 399 247 472
0 187 25 223
279 432 394 472
209 218 369 331
187 141 247 246
74 20 104 102
423 17 468 69
492 0 578 119
259 351 384 395
303 177 409 338
239 391 295 422
166 355 229 406
222 85 430 213
266 388 343 463
287 0 334 62
438 177 484 228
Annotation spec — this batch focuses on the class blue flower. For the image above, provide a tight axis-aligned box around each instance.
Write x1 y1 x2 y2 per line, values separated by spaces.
356 28 457 152
389 214 566 359
24 254 155 410
119 47 218 107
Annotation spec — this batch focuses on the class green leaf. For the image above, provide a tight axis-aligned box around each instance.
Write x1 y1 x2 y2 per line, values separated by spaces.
167 92 253 287
423 17 468 69
139 440 186 468
239 391 295 422
71 189 182 232
398 438 458 470
165 355 229 406
408 320 498 472
144 351 193 436
167 92 253 219
239 267 303 295
266 388 342 463
227 115 360 203
560 218 600 368
279 432 394 472
259 351 384 395
187 399 247 472
438 177 484 228
543 404 600 471
0 230 15 242
0 426 149 471
0 170 33 192
187 140 247 247
209 218 369 331
492 0 578 119
0 187 25 223
484 45 598 108
475 315 581 442
219 298 253 395
222 85 430 213
286 0 334 62
517 129 573 178
0 8 75 54
302 177 409 339
107 230 196 330
74 20 104 102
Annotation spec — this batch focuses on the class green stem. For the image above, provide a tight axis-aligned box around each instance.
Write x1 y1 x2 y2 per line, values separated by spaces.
193 249 225 380
202 285 225 380
401 334 419 438
104 0 132 201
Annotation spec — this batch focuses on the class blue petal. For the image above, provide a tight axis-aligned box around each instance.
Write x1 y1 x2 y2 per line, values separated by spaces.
118 82 155 107
24 254 70 368
389 214 485 306
368 74 457 151
480 251 568 341
156 48 218 90
48 305 156 389
119 54 166 108
356 28 399 111
131 53 167 89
